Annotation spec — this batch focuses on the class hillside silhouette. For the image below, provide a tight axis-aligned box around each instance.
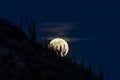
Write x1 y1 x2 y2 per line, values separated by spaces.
0 18 111 80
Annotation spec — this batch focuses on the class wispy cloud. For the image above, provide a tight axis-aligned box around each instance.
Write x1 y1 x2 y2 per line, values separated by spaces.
64 38 91 42
37 22 90 42
39 37 90 42
39 22 75 34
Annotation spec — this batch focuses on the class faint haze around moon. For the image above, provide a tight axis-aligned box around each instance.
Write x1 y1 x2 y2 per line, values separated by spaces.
48 38 69 57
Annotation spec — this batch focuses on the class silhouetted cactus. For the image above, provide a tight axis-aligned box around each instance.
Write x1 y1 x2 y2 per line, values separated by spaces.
107 70 110 80
80 56 85 69
28 19 36 41
62 45 66 56
97 66 104 80
93 63 96 73
88 59 92 71
113 76 116 80
19 16 23 30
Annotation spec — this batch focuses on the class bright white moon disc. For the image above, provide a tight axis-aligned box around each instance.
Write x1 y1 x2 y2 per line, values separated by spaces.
48 38 69 57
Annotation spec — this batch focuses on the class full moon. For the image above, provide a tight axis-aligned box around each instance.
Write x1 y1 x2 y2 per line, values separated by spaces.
48 38 69 57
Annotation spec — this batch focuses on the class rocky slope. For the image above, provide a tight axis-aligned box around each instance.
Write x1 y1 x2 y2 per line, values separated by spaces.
0 18 100 80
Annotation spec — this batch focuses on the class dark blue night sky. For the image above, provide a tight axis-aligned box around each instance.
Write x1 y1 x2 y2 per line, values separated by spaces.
0 0 120 79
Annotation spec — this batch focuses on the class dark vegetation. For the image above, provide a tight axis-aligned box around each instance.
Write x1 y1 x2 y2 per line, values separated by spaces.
0 18 115 80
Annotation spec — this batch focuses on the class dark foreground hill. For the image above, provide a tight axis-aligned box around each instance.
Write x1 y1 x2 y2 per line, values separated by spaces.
0 18 103 80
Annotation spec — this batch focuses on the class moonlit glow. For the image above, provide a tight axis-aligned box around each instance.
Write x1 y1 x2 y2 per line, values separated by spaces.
48 38 69 57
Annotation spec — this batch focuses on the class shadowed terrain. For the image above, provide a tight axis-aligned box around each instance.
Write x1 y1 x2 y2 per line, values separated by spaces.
0 18 105 80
